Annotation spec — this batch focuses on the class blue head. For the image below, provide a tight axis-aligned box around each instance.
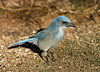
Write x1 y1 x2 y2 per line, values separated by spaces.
48 16 76 30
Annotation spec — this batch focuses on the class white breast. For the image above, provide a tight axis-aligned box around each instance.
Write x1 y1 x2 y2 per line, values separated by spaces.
55 27 64 41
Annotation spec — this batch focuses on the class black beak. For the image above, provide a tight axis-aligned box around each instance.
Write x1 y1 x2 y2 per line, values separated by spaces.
69 23 76 27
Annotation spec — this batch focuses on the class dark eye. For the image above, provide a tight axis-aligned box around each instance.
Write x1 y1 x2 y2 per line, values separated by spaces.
62 21 67 23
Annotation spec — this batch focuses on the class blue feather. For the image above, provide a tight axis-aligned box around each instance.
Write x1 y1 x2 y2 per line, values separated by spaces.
12 38 38 45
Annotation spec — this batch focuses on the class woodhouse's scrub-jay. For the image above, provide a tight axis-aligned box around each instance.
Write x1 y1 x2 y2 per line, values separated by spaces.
12 16 76 63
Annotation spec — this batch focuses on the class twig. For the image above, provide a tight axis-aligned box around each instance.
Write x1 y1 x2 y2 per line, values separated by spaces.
0 7 30 11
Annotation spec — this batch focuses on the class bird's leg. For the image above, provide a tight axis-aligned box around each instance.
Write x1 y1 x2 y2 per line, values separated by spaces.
50 51 55 61
45 56 49 63
39 51 43 60
44 51 49 63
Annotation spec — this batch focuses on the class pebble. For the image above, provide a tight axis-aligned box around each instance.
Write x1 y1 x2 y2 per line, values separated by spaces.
0 60 4 62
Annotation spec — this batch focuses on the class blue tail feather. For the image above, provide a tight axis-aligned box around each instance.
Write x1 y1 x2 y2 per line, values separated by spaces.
12 38 38 45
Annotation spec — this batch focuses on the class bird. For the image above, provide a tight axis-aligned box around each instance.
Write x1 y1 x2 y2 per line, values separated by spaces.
12 16 76 63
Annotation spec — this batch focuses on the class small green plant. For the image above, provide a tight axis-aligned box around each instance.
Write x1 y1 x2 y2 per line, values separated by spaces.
0 8 2 11
71 0 84 6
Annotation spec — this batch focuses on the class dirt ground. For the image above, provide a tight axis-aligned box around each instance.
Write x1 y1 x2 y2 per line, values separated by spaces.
0 0 100 72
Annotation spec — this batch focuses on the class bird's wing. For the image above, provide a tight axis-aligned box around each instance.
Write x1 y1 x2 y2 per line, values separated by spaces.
34 29 50 39
12 29 50 46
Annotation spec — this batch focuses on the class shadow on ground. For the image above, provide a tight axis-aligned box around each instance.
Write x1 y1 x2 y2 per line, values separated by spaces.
8 42 44 60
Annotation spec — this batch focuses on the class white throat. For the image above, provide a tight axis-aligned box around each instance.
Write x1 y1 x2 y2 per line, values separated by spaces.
55 27 64 41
